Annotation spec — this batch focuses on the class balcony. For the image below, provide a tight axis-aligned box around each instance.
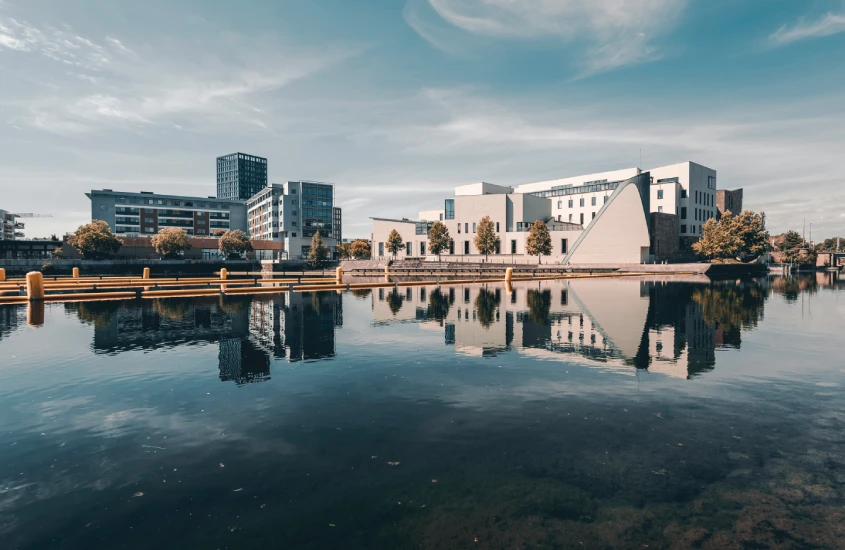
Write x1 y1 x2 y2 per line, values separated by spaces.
14 222 25 229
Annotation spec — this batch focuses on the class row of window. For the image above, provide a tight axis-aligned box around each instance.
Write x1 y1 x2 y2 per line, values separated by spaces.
555 195 609 209
115 197 230 209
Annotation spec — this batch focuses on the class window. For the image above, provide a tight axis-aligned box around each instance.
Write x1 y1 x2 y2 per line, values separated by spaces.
517 222 522 231
579 198 585 207
144 227 154 233
604 195 609 204
420 241 426 255
197 220 206 225
449 240 454 254
144 217 154 223
496 222 499 232
561 238 568 254
292 221 297 227
464 241 469 254
146 199 153 205
292 211 297 216
291 188 297 194
457 224 461 234
681 225 687 233
568 199 573 208
444 199 455 220
591 197 597 206
465 222 468 233
407 242 412 255
510 240 517 254
557 200 562 208
561 290 568 305
568 214 573 222
580 213 584 225
592 212 596 219
657 189 663 199
658 206 663 213
197 229 206 235
708 176 716 190
695 191 699 203
681 207 687 219
292 232 296 237
472 222 476 233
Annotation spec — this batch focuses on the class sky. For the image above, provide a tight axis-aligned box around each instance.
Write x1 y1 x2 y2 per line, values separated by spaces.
1 0 844 241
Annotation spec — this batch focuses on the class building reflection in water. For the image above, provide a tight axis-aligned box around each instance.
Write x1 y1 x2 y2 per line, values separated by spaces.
64 291 343 385
372 277 770 379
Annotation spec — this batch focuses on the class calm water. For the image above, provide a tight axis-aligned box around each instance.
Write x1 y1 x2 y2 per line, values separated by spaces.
0 275 843 549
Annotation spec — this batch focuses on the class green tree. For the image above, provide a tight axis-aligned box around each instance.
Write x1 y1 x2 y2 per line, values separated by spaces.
732 210 768 257
66 220 123 260
307 231 330 267
218 230 253 258
428 221 452 261
693 215 741 261
336 242 353 260
350 239 372 259
151 227 192 258
525 220 552 264
778 230 805 251
474 287 500 328
474 216 500 260
386 229 404 260
784 248 817 265
427 288 453 323
212 229 227 237
819 237 843 252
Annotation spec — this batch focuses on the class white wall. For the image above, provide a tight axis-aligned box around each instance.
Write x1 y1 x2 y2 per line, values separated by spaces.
516 167 641 194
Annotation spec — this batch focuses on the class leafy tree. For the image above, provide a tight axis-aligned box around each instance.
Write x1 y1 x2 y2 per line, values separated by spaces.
66 220 123 260
819 237 844 252
474 287 500 328
732 210 768 257
213 229 227 237
778 230 805 251
784 248 817 265
386 229 404 260
307 231 330 267
526 289 551 324
151 227 192 258
474 216 500 260
350 239 372 259
526 220 552 264
218 230 253 258
693 215 741 260
694 210 769 261
336 242 353 259
428 221 452 261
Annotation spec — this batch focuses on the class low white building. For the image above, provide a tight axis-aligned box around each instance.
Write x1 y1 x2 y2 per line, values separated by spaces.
371 173 652 265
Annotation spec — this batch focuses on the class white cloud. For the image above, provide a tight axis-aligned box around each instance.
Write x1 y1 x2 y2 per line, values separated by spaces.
769 12 845 46
405 0 687 74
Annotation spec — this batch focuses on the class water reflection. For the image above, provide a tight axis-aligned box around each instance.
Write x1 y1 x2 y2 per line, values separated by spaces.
371 277 782 379
63 291 343 384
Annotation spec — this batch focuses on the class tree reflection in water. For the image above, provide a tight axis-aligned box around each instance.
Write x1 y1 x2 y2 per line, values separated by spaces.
386 289 404 315
65 300 125 328
427 288 453 323
474 287 500 328
526 289 552 325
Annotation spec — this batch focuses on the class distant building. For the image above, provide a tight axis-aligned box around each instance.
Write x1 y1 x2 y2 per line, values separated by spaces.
86 189 247 238
0 209 24 241
216 152 268 200
245 181 339 260
716 188 743 219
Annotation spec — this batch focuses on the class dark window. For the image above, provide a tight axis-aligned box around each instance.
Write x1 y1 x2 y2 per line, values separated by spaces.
444 199 454 220
568 199 573 208
580 213 584 225
561 238 568 254
464 241 469 254
420 241 425 255
591 197 596 206
604 195 608 204
496 222 499 232
561 290 567 305
579 198 585 207
681 207 687 219
511 240 517 254
657 189 663 199
465 223 469 233
406 242 412 255
472 222 476 233
592 212 596 219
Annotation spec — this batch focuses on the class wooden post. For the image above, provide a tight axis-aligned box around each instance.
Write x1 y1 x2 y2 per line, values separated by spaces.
336 266 343 283
0 267 5 282
72 267 80 278
220 268 228 280
505 267 513 282
26 271 45 301
143 267 151 279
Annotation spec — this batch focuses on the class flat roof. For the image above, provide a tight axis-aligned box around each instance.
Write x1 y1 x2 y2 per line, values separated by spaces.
87 190 245 204
370 217 421 224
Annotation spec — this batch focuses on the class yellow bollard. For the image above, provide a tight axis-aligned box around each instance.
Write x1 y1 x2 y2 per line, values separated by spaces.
506 280 514 295
505 267 513 282
220 268 228 280
26 271 45 301
143 267 151 279
336 266 343 282
72 267 80 278
27 301 45 326
0 267 5 282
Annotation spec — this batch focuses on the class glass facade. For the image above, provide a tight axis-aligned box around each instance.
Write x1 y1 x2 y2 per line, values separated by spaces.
216 153 268 200
301 182 334 238
444 199 455 220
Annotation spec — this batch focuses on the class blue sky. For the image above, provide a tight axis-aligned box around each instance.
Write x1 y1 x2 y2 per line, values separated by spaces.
1 0 844 240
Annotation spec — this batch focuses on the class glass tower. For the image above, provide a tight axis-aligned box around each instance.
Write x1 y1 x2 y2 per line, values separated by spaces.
216 153 268 200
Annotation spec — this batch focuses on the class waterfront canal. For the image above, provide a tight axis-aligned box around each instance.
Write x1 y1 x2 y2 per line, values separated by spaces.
0 275 843 549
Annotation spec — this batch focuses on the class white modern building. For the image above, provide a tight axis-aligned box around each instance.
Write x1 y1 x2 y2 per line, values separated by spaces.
245 180 341 260
517 161 719 241
0 209 24 241
372 173 653 265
